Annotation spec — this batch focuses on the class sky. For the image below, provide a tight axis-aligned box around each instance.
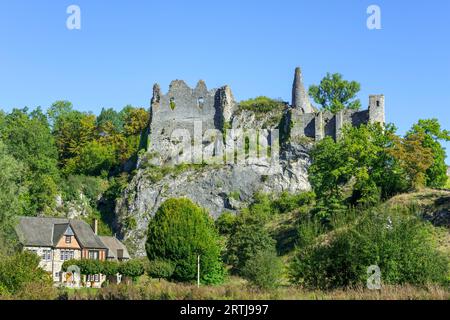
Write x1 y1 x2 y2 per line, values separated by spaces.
0 0 449 162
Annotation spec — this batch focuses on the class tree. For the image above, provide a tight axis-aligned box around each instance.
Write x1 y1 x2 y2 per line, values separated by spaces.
309 73 361 113
0 108 59 214
389 132 434 190
407 119 450 188
226 211 277 274
64 140 117 176
146 198 225 284
50 105 97 169
0 140 28 254
241 249 283 289
121 106 149 136
97 108 123 133
308 123 408 218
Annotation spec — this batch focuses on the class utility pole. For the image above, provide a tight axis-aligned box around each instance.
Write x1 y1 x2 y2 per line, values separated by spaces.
197 255 200 288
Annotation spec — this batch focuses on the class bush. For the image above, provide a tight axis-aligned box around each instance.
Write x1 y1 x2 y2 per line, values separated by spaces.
238 96 285 113
290 210 449 289
146 198 225 284
0 251 53 296
226 212 276 274
147 260 175 281
215 212 236 235
118 259 145 282
241 249 283 289
272 192 315 214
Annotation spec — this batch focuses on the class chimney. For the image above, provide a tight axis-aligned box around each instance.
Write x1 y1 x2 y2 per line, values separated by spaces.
92 219 98 235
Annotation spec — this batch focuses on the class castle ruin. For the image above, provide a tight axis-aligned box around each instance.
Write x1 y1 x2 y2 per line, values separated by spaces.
146 67 385 165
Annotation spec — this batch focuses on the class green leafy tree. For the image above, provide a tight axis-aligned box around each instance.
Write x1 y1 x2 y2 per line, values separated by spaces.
146 198 225 284
241 249 283 289
389 132 434 190
0 108 59 214
65 140 117 176
309 73 361 113
97 107 123 133
407 119 450 188
308 123 408 218
226 212 277 274
0 140 28 253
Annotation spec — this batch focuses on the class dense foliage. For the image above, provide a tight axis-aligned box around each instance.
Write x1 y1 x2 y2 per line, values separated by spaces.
225 209 277 274
238 96 286 113
145 198 225 284
146 260 176 281
290 209 449 289
407 119 450 188
0 251 54 297
241 249 283 289
307 122 443 219
62 258 145 281
308 73 361 113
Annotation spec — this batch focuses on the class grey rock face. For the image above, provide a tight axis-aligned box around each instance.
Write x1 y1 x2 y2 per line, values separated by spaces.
116 156 311 256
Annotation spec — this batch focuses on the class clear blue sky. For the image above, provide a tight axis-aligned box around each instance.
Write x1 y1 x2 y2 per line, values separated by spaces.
0 0 449 162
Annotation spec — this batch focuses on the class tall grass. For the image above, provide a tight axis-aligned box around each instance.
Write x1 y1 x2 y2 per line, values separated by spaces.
64 278 450 300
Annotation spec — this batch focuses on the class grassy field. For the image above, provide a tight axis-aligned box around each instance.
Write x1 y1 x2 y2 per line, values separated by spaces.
64 276 450 300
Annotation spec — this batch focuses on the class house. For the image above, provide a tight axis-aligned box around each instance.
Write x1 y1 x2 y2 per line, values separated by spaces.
15 216 129 287
447 166 450 177
99 236 130 261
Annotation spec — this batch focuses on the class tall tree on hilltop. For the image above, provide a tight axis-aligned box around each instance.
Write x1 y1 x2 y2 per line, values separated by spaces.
407 119 450 188
309 73 361 114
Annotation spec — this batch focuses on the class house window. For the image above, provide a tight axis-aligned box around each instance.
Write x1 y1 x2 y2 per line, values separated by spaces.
94 274 99 282
60 250 74 261
88 250 99 260
42 250 51 261
65 236 71 244
376 101 380 107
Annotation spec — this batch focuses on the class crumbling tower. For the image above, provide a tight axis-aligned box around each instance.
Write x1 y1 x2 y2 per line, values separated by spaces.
292 67 313 114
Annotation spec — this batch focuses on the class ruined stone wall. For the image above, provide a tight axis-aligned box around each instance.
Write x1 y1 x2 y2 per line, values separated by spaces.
148 80 235 164
289 95 385 142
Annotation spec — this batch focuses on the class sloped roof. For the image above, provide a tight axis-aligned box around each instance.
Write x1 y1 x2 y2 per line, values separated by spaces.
99 236 130 260
16 217 107 249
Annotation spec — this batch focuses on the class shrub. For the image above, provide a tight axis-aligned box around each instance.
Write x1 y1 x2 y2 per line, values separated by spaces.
0 251 53 295
290 210 449 289
147 260 175 281
238 96 285 113
241 249 283 289
272 191 315 214
102 260 119 277
118 259 145 282
146 198 225 284
226 212 276 274
215 212 236 235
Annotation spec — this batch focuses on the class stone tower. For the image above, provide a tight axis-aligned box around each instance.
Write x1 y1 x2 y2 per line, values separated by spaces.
292 67 313 114
368 94 385 124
